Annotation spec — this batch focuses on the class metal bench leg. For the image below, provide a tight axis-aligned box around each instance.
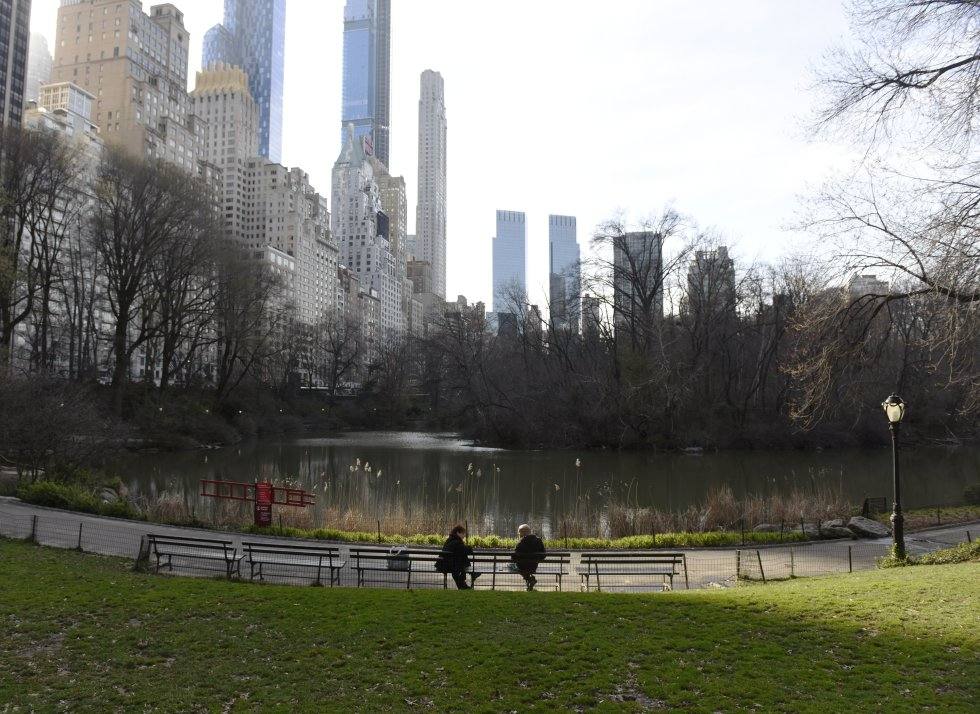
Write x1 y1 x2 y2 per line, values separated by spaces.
406 568 412 590
315 559 323 587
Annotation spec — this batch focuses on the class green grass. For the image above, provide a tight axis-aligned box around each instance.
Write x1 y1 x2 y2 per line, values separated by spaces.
244 524 810 550
1 541 977 711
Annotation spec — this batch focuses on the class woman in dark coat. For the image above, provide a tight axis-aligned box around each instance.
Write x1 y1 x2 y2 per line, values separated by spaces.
435 524 476 589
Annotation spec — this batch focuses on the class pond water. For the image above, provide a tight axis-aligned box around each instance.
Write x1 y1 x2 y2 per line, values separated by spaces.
111 432 979 538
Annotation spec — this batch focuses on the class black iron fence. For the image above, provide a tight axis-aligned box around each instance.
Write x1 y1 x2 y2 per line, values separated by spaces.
0 505 972 592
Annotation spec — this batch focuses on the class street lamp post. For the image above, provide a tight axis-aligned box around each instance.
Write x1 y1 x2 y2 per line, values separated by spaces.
882 394 906 560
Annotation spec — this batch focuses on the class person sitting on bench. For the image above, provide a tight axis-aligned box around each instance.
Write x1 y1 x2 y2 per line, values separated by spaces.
512 524 546 591
435 524 477 589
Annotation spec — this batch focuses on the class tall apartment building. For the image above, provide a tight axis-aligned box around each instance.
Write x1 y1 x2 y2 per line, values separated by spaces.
371 155 425 336
242 161 337 324
1 0 31 127
613 231 663 342
26 32 52 103
203 0 285 163
52 1 202 171
332 125 402 339
548 215 580 332
190 64 258 239
492 210 527 312
416 69 447 298
848 272 889 298
191 65 337 325
341 0 391 167
686 246 736 317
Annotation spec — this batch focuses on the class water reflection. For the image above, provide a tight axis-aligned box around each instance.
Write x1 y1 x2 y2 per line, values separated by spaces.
113 432 978 537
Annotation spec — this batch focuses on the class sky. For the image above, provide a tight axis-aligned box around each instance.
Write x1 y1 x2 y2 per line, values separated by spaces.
29 0 856 309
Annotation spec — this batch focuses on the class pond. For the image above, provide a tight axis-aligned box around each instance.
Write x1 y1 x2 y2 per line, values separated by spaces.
111 432 978 538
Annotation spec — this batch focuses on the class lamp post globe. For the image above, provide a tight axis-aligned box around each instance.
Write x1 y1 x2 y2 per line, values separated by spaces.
881 394 906 559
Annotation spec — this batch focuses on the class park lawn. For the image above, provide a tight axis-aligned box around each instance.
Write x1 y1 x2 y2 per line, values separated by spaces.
0 541 976 712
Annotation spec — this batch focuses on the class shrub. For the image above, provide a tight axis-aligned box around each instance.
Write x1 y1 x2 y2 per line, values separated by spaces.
965 484 980 506
879 540 979 568
17 480 141 520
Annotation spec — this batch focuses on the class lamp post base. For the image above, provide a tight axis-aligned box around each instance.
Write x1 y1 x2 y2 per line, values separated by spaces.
890 510 905 560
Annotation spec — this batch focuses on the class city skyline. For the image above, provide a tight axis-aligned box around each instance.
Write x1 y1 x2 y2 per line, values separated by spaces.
26 0 856 310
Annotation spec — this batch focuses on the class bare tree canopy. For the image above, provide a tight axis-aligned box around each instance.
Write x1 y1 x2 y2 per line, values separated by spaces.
817 0 980 148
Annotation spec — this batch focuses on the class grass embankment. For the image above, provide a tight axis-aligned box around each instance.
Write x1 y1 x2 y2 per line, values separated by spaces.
1 540 977 711
875 504 980 530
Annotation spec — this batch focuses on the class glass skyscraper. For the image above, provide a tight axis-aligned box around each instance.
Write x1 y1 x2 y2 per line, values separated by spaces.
203 0 285 163
341 0 391 167
549 215 580 331
0 0 31 128
492 210 527 312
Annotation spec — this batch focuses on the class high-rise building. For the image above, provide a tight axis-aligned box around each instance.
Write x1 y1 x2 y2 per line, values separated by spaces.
332 125 401 338
52 1 202 171
492 210 527 312
0 0 31 128
341 0 391 167
202 0 285 163
848 272 889 298
613 231 663 342
548 215 580 331
416 69 447 298
190 64 259 239
25 32 52 103
242 160 337 324
686 246 736 316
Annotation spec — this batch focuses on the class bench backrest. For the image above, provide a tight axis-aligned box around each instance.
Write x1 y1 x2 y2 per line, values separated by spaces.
580 552 686 567
350 547 447 562
470 550 571 563
242 542 341 563
146 534 237 558
242 541 341 556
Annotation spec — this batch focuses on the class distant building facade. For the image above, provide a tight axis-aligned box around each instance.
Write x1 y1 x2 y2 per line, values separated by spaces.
686 246 736 317
341 0 391 167
548 214 580 331
848 273 890 298
492 210 527 312
1 0 31 127
25 32 52 103
202 0 285 162
52 1 203 171
613 231 663 343
416 69 447 298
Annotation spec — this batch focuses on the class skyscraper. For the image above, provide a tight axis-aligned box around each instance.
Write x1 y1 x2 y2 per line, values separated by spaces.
341 0 391 167
0 0 31 128
613 231 664 345
25 32 52 104
548 215 580 331
416 70 447 299
492 210 527 312
203 0 286 163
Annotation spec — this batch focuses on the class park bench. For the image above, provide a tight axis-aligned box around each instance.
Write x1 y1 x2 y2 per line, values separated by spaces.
468 550 571 591
143 533 242 579
350 547 455 589
577 552 689 592
242 541 345 586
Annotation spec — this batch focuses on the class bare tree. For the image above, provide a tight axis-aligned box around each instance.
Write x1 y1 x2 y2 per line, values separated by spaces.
0 126 82 371
91 148 210 412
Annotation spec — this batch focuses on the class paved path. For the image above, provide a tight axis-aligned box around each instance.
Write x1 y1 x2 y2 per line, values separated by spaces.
1 497 975 591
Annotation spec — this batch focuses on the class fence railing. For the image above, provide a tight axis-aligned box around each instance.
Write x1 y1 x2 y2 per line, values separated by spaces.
0 505 971 592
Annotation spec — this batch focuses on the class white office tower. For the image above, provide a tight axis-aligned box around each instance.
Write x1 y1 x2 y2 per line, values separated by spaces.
415 70 447 299
332 125 402 339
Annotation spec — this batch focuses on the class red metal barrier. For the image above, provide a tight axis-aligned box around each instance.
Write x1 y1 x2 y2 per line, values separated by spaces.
200 480 315 510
